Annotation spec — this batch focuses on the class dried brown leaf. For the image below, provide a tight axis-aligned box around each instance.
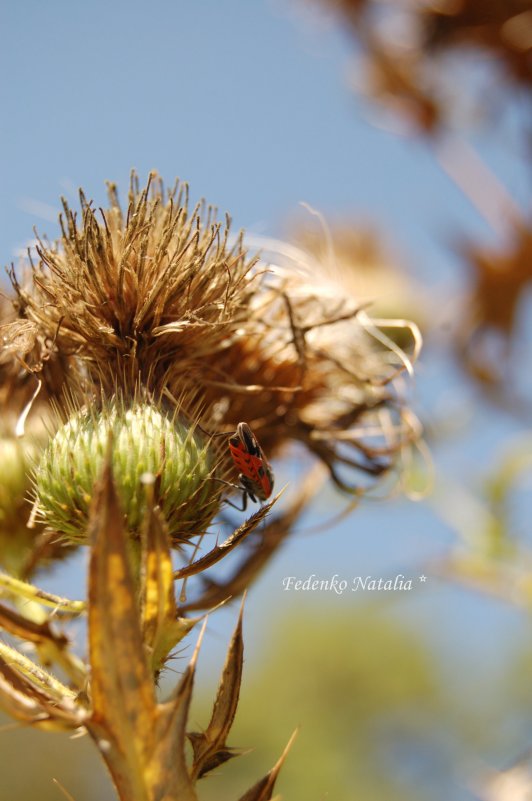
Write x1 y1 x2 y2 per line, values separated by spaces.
182 470 323 611
152 625 206 801
0 601 67 648
237 730 298 801
174 495 280 580
0 601 86 687
0 664 53 726
188 603 244 779
0 653 82 730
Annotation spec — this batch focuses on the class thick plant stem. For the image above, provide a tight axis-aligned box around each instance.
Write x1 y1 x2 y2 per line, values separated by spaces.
87 724 198 801
86 461 199 801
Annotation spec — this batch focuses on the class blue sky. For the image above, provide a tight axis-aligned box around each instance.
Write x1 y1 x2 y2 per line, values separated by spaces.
1 0 511 274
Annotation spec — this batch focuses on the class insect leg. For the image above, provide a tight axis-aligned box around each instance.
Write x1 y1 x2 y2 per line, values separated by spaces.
210 476 249 512
224 492 248 512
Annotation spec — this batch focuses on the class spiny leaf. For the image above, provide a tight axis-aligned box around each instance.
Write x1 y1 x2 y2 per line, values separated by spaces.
0 641 76 703
0 600 87 688
182 471 320 612
0 572 85 616
189 740 241 777
189 602 244 779
152 624 206 801
0 666 51 726
87 454 156 747
0 653 83 729
140 494 197 673
237 730 298 801
0 601 67 648
174 494 280 580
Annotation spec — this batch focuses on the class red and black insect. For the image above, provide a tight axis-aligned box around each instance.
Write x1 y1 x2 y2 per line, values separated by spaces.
227 422 274 511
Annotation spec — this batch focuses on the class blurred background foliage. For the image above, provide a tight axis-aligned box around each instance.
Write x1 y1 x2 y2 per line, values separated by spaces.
4 599 532 800
2 0 532 799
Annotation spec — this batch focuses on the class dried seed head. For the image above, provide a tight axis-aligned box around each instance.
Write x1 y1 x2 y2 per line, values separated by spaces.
290 220 427 340
34 400 219 545
5 172 421 510
8 172 258 403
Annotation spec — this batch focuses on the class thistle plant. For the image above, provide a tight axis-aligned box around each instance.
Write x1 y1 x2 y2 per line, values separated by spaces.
0 173 420 800
34 400 218 544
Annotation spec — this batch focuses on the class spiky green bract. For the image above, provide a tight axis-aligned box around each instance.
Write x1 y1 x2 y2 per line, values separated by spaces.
34 401 219 545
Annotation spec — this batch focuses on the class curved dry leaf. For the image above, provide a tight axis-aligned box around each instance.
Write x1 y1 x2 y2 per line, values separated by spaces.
0 601 67 648
0 653 82 730
0 663 60 728
188 603 244 779
153 625 206 801
182 469 323 612
0 572 85 616
0 601 87 687
237 730 298 801
0 641 76 703
174 495 280 580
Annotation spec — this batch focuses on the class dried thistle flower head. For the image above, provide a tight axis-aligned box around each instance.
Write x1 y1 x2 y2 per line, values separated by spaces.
289 218 427 337
4 171 420 508
227 228 422 496
8 172 259 404
34 399 219 545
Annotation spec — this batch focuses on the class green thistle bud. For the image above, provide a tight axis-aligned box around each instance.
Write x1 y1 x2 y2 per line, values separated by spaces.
34 401 219 545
